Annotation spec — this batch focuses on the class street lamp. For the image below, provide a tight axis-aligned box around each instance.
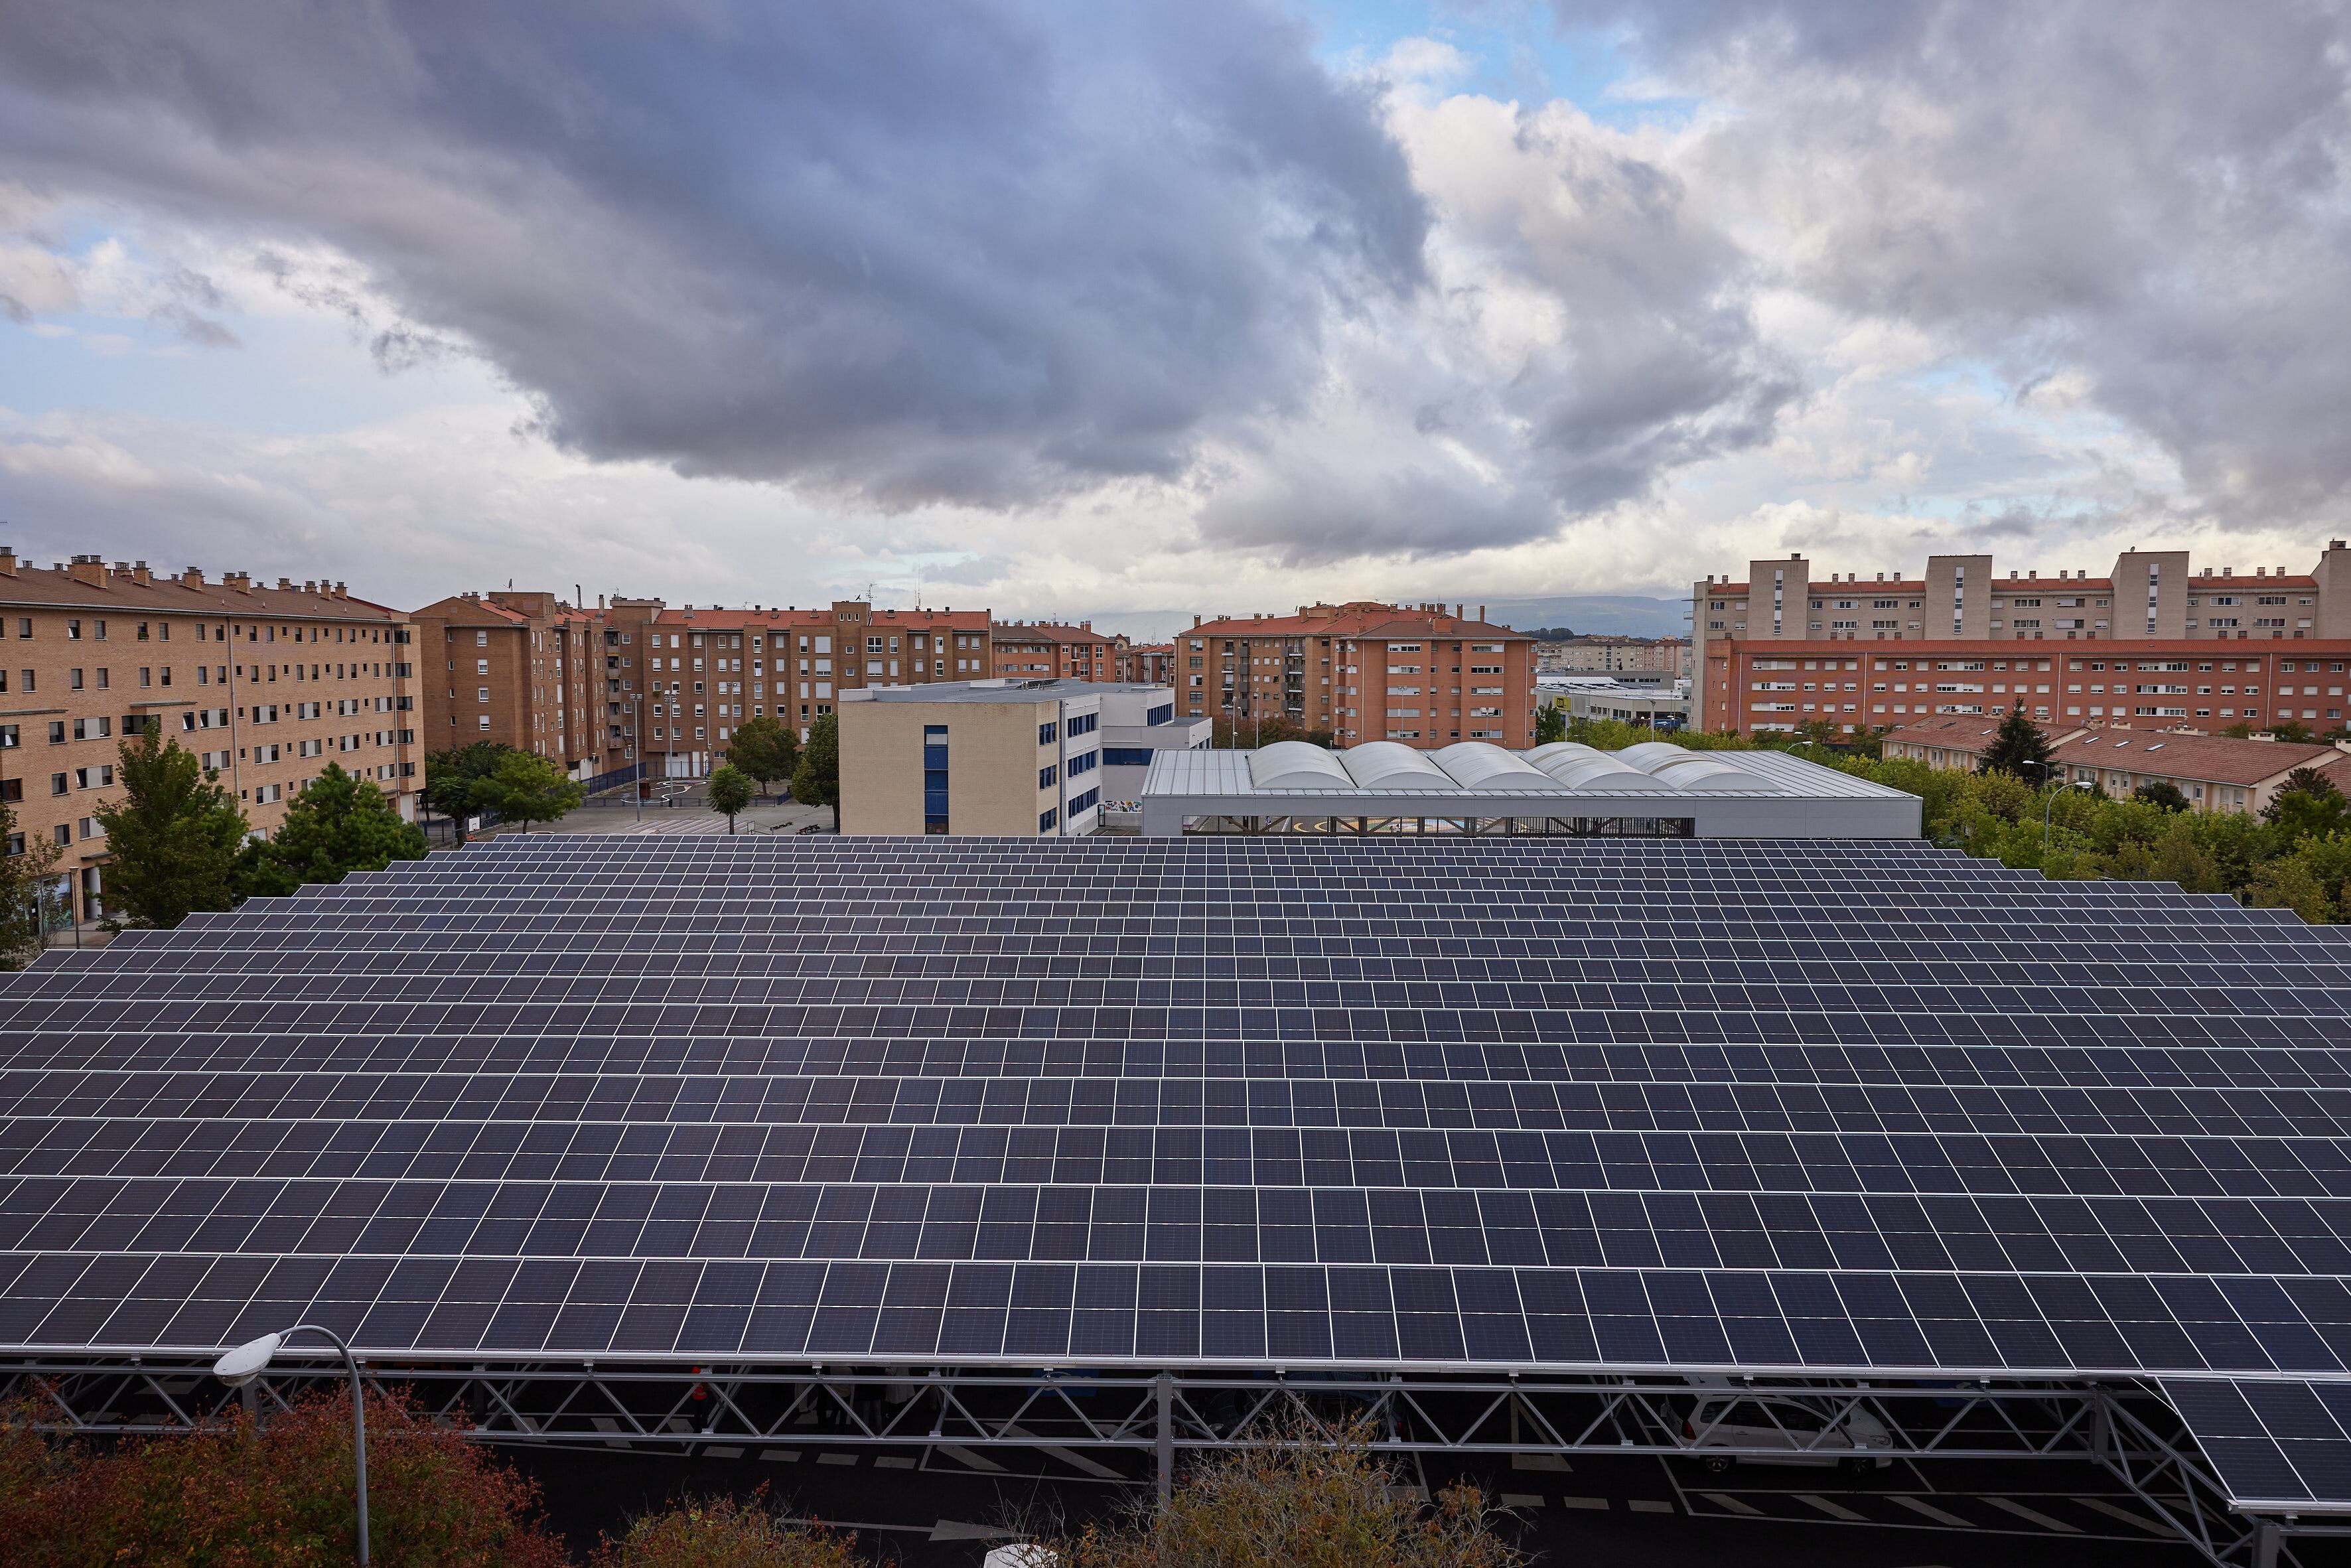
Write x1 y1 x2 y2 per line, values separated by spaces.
214 1324 370 1565
2045 777 2093 850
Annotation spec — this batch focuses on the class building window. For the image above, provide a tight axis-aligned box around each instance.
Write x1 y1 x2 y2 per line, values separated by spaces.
924 723 948 833
1039 806 1058 833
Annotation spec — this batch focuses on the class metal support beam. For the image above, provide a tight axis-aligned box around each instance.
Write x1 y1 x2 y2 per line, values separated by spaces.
1155 1371 1173 1504
5 1358 2335 1568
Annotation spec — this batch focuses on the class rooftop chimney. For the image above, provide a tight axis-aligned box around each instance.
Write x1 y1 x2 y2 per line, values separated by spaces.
0 547 15 577
225 571 251 592
130 560 151 585
278 577 294 591
180 567 204 587
68 554 106 587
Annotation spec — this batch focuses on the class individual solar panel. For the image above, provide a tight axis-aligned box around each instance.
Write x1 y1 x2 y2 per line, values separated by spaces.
4 835 2351 1501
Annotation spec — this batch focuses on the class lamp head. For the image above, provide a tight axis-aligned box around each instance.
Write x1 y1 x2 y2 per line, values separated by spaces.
2073 780 2094 790
214 1331 283 1388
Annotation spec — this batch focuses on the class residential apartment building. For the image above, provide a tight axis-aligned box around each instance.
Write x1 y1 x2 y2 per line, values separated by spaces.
839 678 1127 835
411 591 610 780
990 620 1122 681
1118 642 1176 685
1884 717 2351 816
604 601 992 776
1693 541 2351 735
1 549 419 925
1180 602 1539 750
1536 636 1691 677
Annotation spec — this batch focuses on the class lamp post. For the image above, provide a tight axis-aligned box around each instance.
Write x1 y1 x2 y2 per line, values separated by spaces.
2045 777 2094 851
214 1324 370 1565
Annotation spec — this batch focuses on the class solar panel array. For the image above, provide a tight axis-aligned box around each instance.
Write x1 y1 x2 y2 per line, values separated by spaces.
3 835 2350 1504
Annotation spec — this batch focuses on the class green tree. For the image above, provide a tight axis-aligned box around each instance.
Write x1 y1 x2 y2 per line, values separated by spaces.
469 750 584 833
422 741 514 841
2261 767 2348 842
2131 780 2190 813
1977 700 2053 779
2270 719 2316 744
791 712 841 830
91 721 249 930
235 763 429 897
707 764 754 835
725 715 798 799
0 800 64 969
1533 705 1567 746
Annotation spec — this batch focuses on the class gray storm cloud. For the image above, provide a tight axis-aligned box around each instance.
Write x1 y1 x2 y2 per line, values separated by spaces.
0 1 1427 507
1556 0 2351 528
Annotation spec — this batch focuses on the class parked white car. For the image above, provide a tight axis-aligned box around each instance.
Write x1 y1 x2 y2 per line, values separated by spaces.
1681 1395 1895 1473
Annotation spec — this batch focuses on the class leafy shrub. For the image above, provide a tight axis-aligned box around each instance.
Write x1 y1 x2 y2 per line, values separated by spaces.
592 1492 865 1568
0 1386 565 1567
1053 1418 1521 1568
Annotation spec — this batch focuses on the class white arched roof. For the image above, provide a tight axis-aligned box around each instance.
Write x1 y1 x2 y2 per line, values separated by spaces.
1247 741 1352 790
1432 743 1551 788
1338 741 1453 789
1616 741 1695 770
1533 752 1680 792
1524 742 1606 765
1646 755 1780 792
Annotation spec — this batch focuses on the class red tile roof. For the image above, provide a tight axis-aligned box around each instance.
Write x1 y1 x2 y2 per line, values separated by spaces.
0 561 407 622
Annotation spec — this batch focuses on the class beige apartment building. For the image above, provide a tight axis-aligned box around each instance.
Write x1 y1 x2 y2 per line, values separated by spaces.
1883 715 2351 815
839 680 1107 836
1182 602 1538 749
1 549 419 925
1536 636 1691 677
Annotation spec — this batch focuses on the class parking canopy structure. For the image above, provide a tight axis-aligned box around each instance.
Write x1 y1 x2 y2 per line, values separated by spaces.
3 835 2350 1565
1138 740 1922 838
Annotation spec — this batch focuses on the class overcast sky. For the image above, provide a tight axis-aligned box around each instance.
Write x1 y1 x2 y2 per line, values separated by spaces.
1 1 2346 632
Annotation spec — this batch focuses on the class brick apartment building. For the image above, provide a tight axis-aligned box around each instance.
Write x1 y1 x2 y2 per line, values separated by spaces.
990 620 1123 681
621 601 993 776
1693 541 2351 735
411 591 608 780
1181 602 1538 749
1 549 419 925
1118 642 1176 684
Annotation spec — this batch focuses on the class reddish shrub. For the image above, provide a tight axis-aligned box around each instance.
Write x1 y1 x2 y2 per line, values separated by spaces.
590 1490 863 1568
0 1385 567 1567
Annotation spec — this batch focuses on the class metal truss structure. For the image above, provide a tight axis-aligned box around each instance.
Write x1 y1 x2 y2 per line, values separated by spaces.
9 1359 2346 1568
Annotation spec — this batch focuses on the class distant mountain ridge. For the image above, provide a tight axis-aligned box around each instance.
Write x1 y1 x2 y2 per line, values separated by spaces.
1083 594 1689 645
1480 595 1689 639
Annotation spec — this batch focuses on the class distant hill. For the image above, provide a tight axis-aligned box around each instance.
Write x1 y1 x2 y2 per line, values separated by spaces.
1084 593 1689 645
1480 595 1689 639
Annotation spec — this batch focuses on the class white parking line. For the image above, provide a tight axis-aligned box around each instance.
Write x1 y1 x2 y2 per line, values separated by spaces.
1701 1492 1766 1516
1627 1499 1675 1514
1500 1493 1545 1508
1794 1492 1867 1521
1558 1496 1610 1510
1983 1496 2080 1533
1890 1496 1976 1528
